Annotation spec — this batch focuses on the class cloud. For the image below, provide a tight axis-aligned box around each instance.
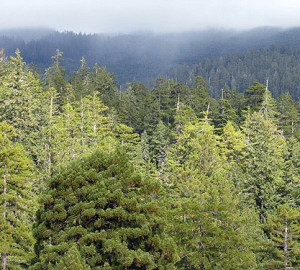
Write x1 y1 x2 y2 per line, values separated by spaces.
1 0 300 33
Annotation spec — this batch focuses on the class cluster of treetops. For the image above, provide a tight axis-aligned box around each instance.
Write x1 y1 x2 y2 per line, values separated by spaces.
0 48 299 269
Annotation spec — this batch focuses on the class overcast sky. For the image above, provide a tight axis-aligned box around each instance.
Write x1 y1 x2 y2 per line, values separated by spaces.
1 0 300 33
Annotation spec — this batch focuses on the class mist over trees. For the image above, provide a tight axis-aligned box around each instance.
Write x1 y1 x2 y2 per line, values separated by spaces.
1 27 300 99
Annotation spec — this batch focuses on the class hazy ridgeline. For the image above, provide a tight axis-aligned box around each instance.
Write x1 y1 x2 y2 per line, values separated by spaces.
1 27 300 99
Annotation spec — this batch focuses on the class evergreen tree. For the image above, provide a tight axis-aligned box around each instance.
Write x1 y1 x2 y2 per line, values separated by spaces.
32 149 178 269
244 82 266 112
77 91 113 150
241 112 286 222
70 57 91 100
260 87 279 123
214 86 238 133
0 122 36 269
186 76 219 119
113 123 140 153
45 49 67 105
220 121 246 164
277 92 299 139
263 204 300 269
282 138 300 206
166 116 256 269
91 64 117 108
56 245 91 270
0 50 42 156
150 121 169 169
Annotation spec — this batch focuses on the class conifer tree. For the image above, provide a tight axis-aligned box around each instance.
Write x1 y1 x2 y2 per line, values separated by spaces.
0 122 36 270
166 115 257 269
282 138 300 206
113 123 140 153
91 64 117 108
32 149 178 269
187 76 219 119
220 121 246 164
45 49 66 105
150 121 169 169
263 204 300 269
0 50 42 155
244 82 266 112
70 57 91 99
241 112 286 222
260 87 279 123
278 92 299 139
56 245 91 270
214 86 238 133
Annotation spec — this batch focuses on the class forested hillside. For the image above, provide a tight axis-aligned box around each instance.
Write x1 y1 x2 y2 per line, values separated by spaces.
2 27 300 95
0 48 299 269
168 45 300 99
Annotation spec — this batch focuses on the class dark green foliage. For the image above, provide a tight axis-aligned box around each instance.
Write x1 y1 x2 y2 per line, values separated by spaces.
277 92 300 139
244 82 266 112
214 86 239 132
168 45 300 99
32 149 178 269
56 245 91 270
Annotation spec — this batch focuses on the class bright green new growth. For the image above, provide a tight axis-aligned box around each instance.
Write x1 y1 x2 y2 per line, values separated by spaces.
32 149 178 269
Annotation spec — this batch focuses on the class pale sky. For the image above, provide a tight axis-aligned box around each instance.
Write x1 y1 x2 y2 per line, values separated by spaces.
1 0 300 33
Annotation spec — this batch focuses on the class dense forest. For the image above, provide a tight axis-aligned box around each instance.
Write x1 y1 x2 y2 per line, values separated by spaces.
0 43 299 270
168 46 300 99
2 27 300 97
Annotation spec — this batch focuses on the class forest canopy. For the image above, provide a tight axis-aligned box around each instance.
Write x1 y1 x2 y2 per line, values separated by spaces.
0 47 299 269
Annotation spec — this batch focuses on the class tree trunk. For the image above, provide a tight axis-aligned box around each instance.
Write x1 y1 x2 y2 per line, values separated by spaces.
48 96 53 175
1 158 7 270
284 220 288 270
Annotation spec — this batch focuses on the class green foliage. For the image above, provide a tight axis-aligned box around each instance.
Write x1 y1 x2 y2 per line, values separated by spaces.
244 82 266 112
32 149 178 269
56 245 91 270
260 87 279 123
0 48 298 269
0 50 43 157
241 112 286 221
263 204 300 269
282 138 300 206
45 49 67 104
278 92 300 139
166 116 257 269
0 121 36 269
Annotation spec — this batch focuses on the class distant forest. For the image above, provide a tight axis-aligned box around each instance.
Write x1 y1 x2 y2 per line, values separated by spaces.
1 27 300 99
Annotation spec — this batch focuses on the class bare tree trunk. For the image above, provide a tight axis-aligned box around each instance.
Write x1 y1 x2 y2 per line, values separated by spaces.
284 220 288 270
1 156 7 270
48 96 53 175
80 96 84 147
